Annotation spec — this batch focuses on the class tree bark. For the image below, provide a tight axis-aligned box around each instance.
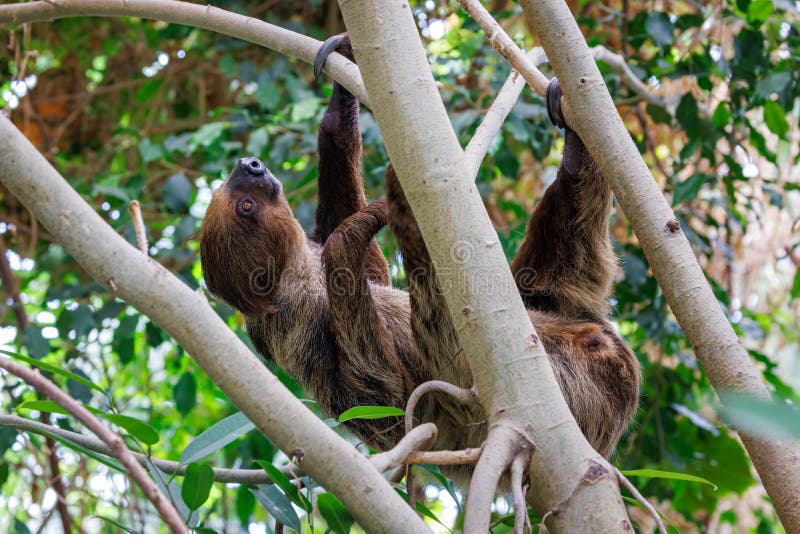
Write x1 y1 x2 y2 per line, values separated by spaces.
338 1 631 531
0 115 430 534
519 1 800 531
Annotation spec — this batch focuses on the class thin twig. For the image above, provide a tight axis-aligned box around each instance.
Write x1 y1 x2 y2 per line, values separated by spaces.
614 467 667 534
403 380 479 507
369 423 437 473
0 414 296 485
463 425 520 534
590 46 675 108
405 446 483 466
464 48 546 178
40 413 74 534
128 200 148 255
0 236 28 332
404 380 479 435
0 359 188 533
510 452 532 534
457 0 549 95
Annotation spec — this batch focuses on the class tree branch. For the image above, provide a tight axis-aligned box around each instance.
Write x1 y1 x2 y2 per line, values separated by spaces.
0 0 369 106
463 48 546 178
0 414 299 485
518 0 800 531
339 1 631 531
0 115 430 533
0 358 187 533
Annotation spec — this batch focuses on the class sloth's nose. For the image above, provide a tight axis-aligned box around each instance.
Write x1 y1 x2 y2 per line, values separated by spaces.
238 157 266 176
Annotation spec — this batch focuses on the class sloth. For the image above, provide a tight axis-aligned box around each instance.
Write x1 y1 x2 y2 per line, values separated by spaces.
200 34 639 460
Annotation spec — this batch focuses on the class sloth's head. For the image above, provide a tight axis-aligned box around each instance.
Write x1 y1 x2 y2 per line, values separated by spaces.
200 157 305 313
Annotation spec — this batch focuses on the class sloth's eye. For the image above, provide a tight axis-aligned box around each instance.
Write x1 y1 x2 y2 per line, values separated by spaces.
236 197 256 217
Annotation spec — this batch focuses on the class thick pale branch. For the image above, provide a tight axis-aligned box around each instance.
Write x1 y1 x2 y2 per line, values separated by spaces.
0 116 429 533
519 0 800 530
0 414 297 485
0 359 187 532
339 0 630 530
0 0 369 105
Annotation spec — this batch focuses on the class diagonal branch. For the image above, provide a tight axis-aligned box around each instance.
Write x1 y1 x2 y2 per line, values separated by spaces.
0 115 430 533
0 0 368 105
0 357 187 532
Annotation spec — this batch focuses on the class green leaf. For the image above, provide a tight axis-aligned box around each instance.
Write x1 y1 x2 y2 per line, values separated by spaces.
620 469 717 490
138 138 163 163
255 461 311 512
256 81 281 110
17 400 69 415
290 98 320 123
13 519 31 534
395 489 450 528
145 461 192 523
102 414 160 446
337 405 405 423
791 268 800 301
163 173 193 213
246 127 270 157
174 372 197 416
763 101 789 137
236 484 256 525
22 328 52 359
251 485 301 532
645 12 674 47
112 314 139 365
16 400 159 445
711 103 731 128
746 0 773 23
182 463 215 511
0 349 105 394
754 70 791 100
317 493 354 534
179 411 255 465
190 122 226 150
719 391 800 440
673 173 708 204
675 94 699 133
135 78 164 103
93 516 139 534
35 424 124 472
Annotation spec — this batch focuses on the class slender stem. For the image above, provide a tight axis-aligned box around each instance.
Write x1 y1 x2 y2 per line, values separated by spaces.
0 358 187 533
464 48 545 178
614 468 666 534
405 446 482 466
128 200 148 256
463 425 518 534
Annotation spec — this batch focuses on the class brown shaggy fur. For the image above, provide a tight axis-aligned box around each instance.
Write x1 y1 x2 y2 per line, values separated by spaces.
199 35 639 460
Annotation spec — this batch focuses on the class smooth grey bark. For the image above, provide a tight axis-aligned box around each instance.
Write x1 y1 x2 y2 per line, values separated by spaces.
0 115 430 534
519 1 800 531
338 1 631 531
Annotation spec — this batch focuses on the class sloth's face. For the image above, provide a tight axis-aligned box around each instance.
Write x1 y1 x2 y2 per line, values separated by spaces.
199 157 304 314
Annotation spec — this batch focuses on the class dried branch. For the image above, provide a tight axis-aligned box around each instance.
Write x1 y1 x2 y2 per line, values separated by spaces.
404 380 479 435
591 45 676 108
0 358 187 533
128 200 148 256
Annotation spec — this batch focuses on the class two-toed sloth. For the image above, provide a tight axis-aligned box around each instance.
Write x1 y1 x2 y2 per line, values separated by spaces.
200 35 639 461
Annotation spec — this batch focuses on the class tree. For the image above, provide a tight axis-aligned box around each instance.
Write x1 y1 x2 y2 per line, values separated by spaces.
1 1 798 532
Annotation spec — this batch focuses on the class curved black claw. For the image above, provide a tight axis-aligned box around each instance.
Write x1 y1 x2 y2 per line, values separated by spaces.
314 34 349 83
546 77 567 130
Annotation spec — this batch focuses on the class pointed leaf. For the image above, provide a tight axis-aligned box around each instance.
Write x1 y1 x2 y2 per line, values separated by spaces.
182 463 215 511
620 469 717 490
316 493 354 534
251 485 301 532
179 412 255 465
337 405 404 423
1 349 105 394
255 461 311 512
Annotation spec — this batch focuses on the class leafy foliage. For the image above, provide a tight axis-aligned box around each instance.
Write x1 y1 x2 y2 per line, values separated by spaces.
0 0 798 532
